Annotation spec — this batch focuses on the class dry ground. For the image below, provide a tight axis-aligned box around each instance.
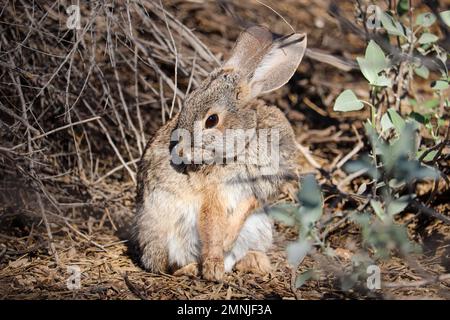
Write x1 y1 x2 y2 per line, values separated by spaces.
1 206 449 299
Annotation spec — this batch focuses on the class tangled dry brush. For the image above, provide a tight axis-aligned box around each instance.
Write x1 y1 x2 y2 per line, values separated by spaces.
0 1 219 235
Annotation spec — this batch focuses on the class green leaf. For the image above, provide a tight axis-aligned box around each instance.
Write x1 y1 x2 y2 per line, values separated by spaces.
424 98 440 109
333 89 364 112
350 212 371 227
409 111 428 124
357 57 378 85
397 0 409 16
297 175 323 229
406 118 420 132
387 108 406 133
295 269 315 288
380 122 417 173
365 122 385 156
270 209 296 226
387 195 411 216
431 80 449 91
381 113 394 132
366 40 389 70
418 32 439 44
416 149 437 162
415 12 436 27
357 183 367 195
370 200 385 220
410 166 439 180
345 159 379 180
357 41 391 87
373 75 392 87
440 10 450 27
287 240 311 267
380 11 406 37
414 65 429 79
298 175 322 207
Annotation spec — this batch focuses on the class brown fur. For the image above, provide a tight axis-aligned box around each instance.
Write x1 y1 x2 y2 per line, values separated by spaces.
133 26 307 279
198 185 227 280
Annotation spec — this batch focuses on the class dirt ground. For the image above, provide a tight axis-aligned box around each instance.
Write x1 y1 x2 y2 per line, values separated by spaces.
0 0 449 299
1 210 449 299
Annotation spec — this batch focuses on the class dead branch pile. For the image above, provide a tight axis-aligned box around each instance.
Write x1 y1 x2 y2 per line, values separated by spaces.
0 0 218 223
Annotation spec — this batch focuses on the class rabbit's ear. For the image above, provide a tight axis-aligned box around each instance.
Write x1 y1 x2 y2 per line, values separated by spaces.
247 33 307 99
223 26 274 74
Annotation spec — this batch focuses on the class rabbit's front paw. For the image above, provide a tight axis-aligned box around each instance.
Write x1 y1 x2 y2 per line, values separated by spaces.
235 251 272 275
202 257 224 281
173 263 199 277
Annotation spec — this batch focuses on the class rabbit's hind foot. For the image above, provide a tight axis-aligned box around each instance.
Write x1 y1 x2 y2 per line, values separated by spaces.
173 262 199 278
235 251 272 275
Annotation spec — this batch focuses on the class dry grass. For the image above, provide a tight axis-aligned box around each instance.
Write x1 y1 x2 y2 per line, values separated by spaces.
1 214 449 299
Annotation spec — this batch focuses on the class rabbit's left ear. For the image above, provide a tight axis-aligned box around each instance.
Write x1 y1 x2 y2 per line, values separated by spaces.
247 33 307 99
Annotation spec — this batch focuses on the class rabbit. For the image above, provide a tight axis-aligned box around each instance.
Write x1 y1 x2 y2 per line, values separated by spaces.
133 26 307 281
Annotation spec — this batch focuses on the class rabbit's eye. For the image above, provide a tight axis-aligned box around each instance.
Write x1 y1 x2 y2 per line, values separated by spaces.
205 114 219 129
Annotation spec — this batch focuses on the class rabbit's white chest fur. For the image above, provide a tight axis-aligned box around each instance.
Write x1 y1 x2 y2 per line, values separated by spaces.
168 177 254 265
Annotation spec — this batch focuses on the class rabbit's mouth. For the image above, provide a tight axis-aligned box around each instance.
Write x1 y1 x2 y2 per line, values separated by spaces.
169 159 209 175
169 162 201 174
183 146 219 165
170 143 231 168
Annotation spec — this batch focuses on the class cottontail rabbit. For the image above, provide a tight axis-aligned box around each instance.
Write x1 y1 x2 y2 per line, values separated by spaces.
134 26 307 280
